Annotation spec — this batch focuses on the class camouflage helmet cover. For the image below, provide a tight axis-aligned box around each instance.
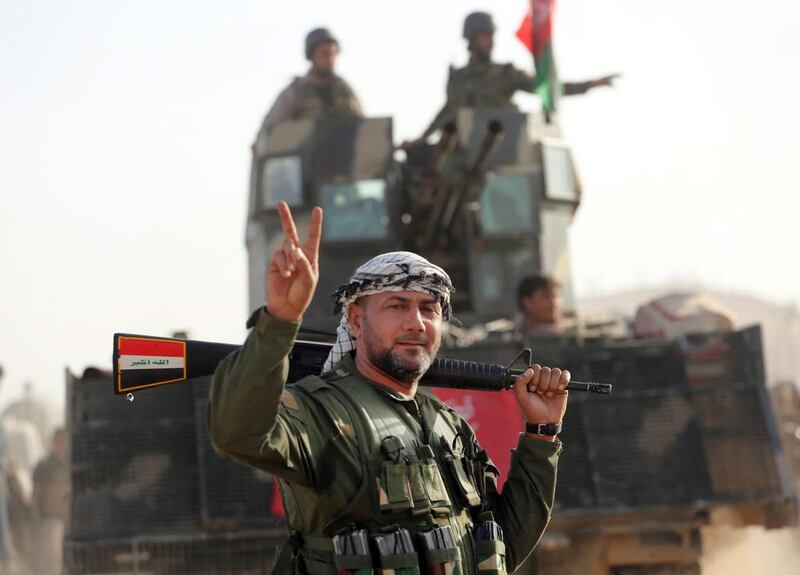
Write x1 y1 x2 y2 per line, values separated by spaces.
305 27 339 59
462 11 495 39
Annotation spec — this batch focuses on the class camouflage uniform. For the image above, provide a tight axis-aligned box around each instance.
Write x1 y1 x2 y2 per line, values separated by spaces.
422 61 593 138
261 74 363 132
208 309 562 575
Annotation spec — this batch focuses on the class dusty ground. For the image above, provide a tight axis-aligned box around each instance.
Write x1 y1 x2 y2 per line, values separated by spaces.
701 525 800 574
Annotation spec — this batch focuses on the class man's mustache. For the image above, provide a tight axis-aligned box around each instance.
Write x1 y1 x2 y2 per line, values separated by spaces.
394 336 430 346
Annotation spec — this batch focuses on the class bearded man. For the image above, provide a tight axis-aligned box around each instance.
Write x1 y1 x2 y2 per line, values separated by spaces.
208 202 571 574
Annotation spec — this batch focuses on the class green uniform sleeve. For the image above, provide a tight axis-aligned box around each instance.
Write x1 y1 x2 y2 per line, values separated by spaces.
206 309 316 487
512 63 593 97
510 65 536 94
562 80 593 96
484 434 562 572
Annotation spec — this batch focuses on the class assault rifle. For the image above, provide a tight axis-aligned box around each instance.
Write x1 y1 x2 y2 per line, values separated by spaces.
112 332 612 397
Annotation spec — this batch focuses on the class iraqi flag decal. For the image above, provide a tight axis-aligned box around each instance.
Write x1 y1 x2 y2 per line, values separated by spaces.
115 335 187 393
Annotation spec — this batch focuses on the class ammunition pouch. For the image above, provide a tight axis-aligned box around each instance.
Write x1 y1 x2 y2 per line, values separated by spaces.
332 528 373 574
418 524 463 575
275 517 506 575
443 453 481 507
375 438 452 516
372 528 420 575
473 513 506 575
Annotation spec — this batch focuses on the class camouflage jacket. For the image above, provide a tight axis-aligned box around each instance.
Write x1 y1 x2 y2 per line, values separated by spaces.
261 73 363 132
207 309 562 574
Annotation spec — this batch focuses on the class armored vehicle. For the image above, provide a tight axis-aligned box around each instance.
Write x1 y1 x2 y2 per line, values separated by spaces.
64 111 796 574
244 111 797 574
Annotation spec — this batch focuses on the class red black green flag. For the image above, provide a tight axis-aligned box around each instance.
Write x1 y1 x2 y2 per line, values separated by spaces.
516 0 559 114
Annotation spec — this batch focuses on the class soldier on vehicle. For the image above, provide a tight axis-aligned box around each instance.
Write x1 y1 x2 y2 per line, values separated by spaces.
406 11 618 145
208 202 572 574
259 27 363 134
515 275 565 337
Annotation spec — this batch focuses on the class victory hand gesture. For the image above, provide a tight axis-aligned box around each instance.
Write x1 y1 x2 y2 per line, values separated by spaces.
266 202 323 322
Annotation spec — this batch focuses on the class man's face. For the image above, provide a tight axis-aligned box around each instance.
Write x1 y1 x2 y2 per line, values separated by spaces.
348 290 443 386
471 32 494 61
522 286 561 325
310 41 339 76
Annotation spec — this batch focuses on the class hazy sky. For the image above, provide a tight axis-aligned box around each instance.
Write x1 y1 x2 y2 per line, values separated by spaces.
1 0 798 414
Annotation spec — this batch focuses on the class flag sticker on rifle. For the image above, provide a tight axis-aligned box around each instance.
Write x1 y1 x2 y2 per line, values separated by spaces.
115 336 187 393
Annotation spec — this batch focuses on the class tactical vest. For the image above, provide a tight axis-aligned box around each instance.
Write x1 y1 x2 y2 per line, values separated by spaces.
291 76 360 121
272 367 507 575
447 63 521 109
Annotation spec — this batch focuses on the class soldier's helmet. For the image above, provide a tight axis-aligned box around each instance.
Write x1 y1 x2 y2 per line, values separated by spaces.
305 27 339 59
462 11 496 39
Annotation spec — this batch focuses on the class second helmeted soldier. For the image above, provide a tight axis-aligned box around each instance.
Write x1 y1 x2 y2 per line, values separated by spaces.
413 12 618 142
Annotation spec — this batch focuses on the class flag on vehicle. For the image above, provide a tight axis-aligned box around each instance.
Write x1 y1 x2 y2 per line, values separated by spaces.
516 0 559 114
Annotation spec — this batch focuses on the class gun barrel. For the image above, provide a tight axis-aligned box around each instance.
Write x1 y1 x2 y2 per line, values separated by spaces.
505 371 612 395
468 119 504 175
565 381 613 394
422 358 611 395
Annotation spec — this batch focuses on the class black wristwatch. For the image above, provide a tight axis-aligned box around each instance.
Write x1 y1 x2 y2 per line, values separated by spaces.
525 422 562 436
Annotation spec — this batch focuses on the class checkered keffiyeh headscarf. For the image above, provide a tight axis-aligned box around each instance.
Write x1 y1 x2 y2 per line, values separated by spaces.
322 251 454 374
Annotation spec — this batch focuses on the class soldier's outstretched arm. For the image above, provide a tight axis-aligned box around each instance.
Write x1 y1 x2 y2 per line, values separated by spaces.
563 73 621 95
207 203 324 485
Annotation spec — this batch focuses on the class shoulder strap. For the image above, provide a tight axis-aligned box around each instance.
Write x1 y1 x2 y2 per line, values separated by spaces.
326 377 382 454
291 374 331 394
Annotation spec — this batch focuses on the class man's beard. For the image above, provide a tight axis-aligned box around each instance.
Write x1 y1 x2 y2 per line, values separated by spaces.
360 320 437 385
371 346 434 385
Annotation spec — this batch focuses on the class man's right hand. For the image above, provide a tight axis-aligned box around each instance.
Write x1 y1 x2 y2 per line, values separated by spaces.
592 73 621 88
266 202 323 323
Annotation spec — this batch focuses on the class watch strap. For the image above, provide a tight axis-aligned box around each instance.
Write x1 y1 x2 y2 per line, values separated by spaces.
525 422 562 436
